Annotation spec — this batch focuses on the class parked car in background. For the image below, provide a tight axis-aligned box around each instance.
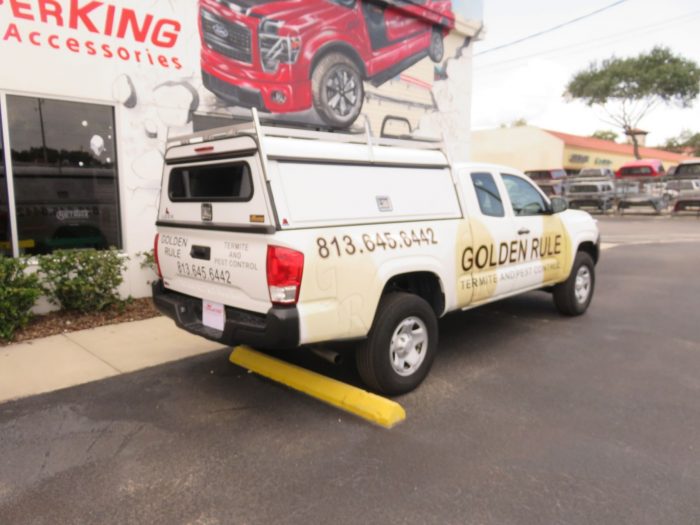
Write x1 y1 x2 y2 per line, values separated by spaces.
674 159 700 177
616 179 674 214
578 168 615 178
525 169 567 196
198 0 455 127
665 179 700 194
565 177 616 213
616 159 666 178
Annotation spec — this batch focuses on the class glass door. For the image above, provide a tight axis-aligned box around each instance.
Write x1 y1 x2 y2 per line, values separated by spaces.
0 106 13 256
6 95 122 255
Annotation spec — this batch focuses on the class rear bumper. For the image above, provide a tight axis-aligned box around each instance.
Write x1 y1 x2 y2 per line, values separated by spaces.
152 280 299 349
675 199 700 211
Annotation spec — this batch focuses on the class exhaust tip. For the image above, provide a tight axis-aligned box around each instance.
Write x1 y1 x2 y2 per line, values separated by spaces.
310 347 344 366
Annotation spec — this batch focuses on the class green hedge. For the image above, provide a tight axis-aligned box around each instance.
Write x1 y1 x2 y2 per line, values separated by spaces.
38 249 129 314
0 257 43 341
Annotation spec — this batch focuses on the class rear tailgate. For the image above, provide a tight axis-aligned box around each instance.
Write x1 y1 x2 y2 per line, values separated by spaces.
156 135 276 314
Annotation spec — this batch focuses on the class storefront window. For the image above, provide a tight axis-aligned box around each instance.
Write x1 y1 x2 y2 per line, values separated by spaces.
6 96 121 255
0 109 12 256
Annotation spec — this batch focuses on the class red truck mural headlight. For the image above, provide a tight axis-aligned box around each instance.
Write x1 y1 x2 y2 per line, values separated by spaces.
259 20 302 73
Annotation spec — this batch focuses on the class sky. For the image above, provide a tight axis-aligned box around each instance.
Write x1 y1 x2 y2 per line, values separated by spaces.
471 0 700 147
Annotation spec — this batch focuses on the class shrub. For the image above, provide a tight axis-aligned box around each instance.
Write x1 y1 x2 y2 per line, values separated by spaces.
0 257 42 341
39 249 128 313
137 249 159 286
138 249 156 272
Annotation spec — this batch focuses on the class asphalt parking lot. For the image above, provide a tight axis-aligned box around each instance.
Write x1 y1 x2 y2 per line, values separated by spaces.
1 217 699 525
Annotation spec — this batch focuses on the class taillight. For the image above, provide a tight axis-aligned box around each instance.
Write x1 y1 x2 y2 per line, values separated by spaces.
266 245 304 306
154 233 163 279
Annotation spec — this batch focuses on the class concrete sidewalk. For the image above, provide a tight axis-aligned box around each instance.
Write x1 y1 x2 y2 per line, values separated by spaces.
0 317 223 404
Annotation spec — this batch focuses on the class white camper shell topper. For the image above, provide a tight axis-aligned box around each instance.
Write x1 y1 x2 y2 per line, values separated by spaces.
153 111 600 395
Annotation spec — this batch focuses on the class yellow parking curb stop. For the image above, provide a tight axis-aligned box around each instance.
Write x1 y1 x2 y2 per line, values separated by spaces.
229 346 406 429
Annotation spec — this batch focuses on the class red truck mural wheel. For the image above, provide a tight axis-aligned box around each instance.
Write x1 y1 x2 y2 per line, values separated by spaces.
428 27 445 63
311 53 365 128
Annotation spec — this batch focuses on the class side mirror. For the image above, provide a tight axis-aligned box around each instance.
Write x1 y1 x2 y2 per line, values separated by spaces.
550 196 568 214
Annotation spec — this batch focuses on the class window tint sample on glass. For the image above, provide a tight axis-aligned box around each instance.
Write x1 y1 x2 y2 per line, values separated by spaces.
502 174 548 216
471 172 504 217
169 163 253 202
0 110 12 256
7 96 121 255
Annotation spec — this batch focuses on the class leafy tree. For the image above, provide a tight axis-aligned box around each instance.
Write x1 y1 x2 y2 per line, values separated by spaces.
566 47 700 159
661 130 700 157
591 130 618 142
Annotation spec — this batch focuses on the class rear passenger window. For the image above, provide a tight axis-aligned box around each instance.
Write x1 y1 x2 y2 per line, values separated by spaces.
471 172 505 217
169 162 253 202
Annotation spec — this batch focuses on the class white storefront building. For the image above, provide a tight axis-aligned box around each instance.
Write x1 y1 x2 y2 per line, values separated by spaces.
0 0 483 298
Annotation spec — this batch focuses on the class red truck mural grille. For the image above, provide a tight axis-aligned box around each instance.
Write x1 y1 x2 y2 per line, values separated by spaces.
201 10 253 64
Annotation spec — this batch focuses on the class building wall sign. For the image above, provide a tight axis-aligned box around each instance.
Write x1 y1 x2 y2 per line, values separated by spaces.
1 0 183 69
0 0 482 131
568 153 612 166
568 154 590 164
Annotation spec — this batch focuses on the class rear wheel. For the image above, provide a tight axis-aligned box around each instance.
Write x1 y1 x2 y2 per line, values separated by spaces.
311 53 364 128
553 252 595 316
356 293 438 396
428 27 445 62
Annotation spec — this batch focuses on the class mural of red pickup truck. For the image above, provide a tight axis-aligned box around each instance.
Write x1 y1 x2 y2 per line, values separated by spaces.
199 0 455 127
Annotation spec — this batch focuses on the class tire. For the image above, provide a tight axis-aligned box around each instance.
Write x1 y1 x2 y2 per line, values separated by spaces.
356 293 438 396
428 27 445 63
553 252 595 316
311 52 364 128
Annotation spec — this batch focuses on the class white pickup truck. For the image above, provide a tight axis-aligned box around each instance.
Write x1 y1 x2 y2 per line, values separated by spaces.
153 113 600 395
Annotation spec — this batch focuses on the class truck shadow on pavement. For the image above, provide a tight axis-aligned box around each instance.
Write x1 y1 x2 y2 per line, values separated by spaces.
0 290 575 428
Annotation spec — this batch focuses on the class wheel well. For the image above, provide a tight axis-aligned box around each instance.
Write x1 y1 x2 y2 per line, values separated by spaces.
578 241 599 264
309 43 367 79
381 272 445 316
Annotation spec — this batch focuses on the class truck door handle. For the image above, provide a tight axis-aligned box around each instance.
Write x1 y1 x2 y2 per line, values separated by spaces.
518 228 530 235
190 245 211 261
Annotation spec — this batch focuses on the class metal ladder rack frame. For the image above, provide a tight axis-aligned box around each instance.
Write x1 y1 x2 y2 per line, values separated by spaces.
168 108 448 156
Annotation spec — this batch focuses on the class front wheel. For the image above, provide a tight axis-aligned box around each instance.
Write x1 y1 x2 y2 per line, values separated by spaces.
553 252 595 316
356 293 438 396
311 53 364 128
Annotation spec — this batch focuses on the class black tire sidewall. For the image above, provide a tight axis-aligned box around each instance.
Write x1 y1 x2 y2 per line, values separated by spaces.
311 53 364 128
428 28 444 62
359 293 438 395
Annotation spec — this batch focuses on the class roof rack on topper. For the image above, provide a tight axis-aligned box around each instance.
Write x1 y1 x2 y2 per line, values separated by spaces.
168 109 447 155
